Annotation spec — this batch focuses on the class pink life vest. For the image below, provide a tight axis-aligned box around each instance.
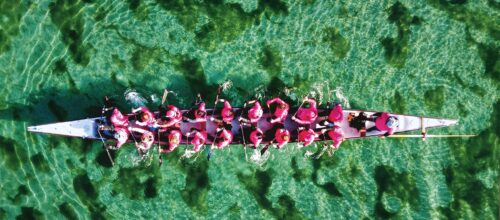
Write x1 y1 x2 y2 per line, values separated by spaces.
165 105 182 123
275 128 290 149
375 112 394 134
296 99 318 125
216 128 233 149
298 128 316 146
114 127 129 149
167 130 182 152
266 97 289 122
110 108 129 127
248 102 263 123
137 107 155 127
327 127 344 148
195 102 207 121
137 131 154 150
249 128 263 148
328 104 343 123
191 131 207 152
221 101 234 124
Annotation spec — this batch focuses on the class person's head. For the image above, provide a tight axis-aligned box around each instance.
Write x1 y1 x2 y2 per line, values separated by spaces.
279 103 287 109
223 101 231 109
198 102 206 111
142 133 153 143
196 110 206 117
282 134 290 141
256 132 263 139
114 130 126 140
386 116 399 128
165 110 176 118
303 102 311 108
170 136 179 144
141 112 150 122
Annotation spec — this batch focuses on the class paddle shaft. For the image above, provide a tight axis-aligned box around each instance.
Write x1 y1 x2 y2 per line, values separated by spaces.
99 103 115 166
97 127 115 166
387 134 476 138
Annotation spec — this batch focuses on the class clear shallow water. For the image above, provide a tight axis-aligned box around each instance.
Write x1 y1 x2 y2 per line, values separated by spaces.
0 0 499 219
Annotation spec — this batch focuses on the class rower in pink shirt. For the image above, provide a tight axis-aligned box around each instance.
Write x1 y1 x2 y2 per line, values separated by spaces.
298 128 317 147
106 127 129 150
133 106 155 127
211 99 234 125
367 112 399 136
274 127 290 149
266 97 289 124
190 130 207 152
249 127 263 149
184 101 207 123
318 103 344 129
239 100 263 125
292 97 318 125
157 105 182 128
110 108 129 128
131 129 154 159
213 127 233 149
186 128 207 152
160 129 182 153
328 104 343 123
221 100 234 124
327 126 344 149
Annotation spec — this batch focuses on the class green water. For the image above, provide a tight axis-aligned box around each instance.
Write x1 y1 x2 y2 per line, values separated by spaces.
0 0 499 219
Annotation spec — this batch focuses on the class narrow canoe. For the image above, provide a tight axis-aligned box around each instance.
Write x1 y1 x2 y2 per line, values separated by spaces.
27 108 458 145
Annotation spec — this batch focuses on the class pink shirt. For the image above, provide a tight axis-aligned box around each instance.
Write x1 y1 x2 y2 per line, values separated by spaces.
266 98 289 122
191 131 207 152
114 127 129 149
296 99 318 125
166 105 182 122
221 101 234 123
298 129 316 146
216 128 233 149
249 128 263 148
327 128 344 148
248 102 263 123
375 112 394 134
137 131 154 150
137 107 155 127
195 102 207 121
110 108 129 127
166 130 182 152
328 104 343 123
275 128 290 148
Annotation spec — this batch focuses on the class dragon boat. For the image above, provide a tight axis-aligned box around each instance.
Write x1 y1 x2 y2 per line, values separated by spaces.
27 108 459 144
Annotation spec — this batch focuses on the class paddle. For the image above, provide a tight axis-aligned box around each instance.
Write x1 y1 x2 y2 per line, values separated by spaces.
98 98 115 166
158 89 170 165
97 128 115 167
239 102 249 160
207 84 223 161
386 134 477 138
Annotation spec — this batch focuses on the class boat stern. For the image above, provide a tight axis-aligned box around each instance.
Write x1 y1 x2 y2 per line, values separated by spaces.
27 117 103 139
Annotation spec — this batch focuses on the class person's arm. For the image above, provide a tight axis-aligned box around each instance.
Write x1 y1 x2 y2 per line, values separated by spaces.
160 120 178 128
309 99 317 108
292 115 309 124
266 98 277 107
245 100 257 105
385 128 394 136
